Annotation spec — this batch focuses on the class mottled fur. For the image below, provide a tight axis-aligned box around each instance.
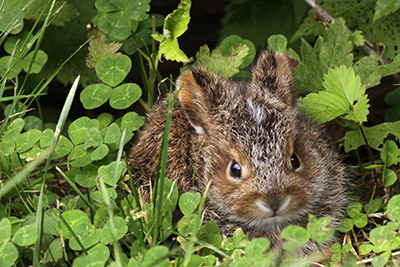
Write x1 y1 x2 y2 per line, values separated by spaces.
128 51 347 257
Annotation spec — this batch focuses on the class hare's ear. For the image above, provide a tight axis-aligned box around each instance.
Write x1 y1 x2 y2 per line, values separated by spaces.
177 68 218 135
252 51 297 106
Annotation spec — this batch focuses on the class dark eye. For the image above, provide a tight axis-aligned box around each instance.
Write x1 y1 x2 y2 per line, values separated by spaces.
229 161 242 179
290 153 301 170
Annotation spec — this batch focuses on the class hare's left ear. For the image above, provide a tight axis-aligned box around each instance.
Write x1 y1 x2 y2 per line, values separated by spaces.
252 51 297 106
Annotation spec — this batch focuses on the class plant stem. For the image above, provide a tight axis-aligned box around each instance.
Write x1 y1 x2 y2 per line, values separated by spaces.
357 124 378 186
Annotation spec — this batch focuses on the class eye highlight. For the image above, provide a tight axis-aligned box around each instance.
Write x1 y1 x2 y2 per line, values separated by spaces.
290 153 301 170
229 161 242 179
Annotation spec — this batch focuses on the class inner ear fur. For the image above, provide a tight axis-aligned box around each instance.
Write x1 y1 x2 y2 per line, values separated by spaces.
252 51 297 106
177 68 217 135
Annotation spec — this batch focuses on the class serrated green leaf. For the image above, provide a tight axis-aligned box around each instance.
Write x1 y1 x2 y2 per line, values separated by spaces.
159 38 189 63
374 0 400 21
87 28 123 68
0 242 18 267
12 223 38 246
80 84 113 109
109 83 142 109
352 30 365 46
163 0 191 39
95 55 132 87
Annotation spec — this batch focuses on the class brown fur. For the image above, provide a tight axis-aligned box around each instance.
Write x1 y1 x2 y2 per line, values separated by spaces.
128 51 347 258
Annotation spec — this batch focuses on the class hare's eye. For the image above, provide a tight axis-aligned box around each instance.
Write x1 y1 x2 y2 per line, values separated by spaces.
290 153 301 170
229 161 242 179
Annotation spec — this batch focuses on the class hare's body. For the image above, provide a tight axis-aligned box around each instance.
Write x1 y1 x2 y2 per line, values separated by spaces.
129 51 347 256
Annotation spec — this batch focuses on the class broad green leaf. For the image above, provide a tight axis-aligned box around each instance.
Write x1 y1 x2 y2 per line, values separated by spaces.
220 35 256 68
22 50 48 74
0 9 23 34
245 238 270 258
11 223 38 246
100 216 128 243
353 213 368 228
58 210 92 239
281 225 311 251
337 218 354 233
179 192 201 216
383 168 398 187
69 145 93 167
307 215 334 243
267 34 288 53
121 112 145 133
109 83 142 109
347 202 363 218
19 144 43 161
387 195 400 222
98 113 114 130
365 198 383 214
15 129 42 152
4 118 24 138
91 144 109 161
384 87 400 105
374 0 400 21
68 117 91 145
83 127 103 149
98 11 132 40
359 243 374 255
80 84 113 109
75 165 98 188
95 55 132 87
95 0 119 12
42 238 63 263
380 140 399 167
98 161 127 186
24 115 43 131
0 56 23 79
370 225 396 253
141 246 170 267
72 243 110 267
69 224 99 250
52 136 73 160
125 0 150 21
194 44 249 78
0 242 18 267
0 218 11 243
232 228 248 248
0 137 15 156
104 123 121 144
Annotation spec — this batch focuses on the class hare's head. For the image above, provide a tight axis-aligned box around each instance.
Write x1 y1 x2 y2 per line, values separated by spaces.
177 51 345 231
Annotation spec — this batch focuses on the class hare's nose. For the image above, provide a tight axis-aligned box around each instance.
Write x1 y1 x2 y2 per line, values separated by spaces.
256 196 291 217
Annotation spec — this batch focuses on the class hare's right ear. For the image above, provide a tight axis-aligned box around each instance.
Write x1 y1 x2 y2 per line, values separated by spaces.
177 68 218 135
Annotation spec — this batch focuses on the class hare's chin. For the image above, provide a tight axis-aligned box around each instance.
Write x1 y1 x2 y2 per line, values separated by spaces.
244 213 302 232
